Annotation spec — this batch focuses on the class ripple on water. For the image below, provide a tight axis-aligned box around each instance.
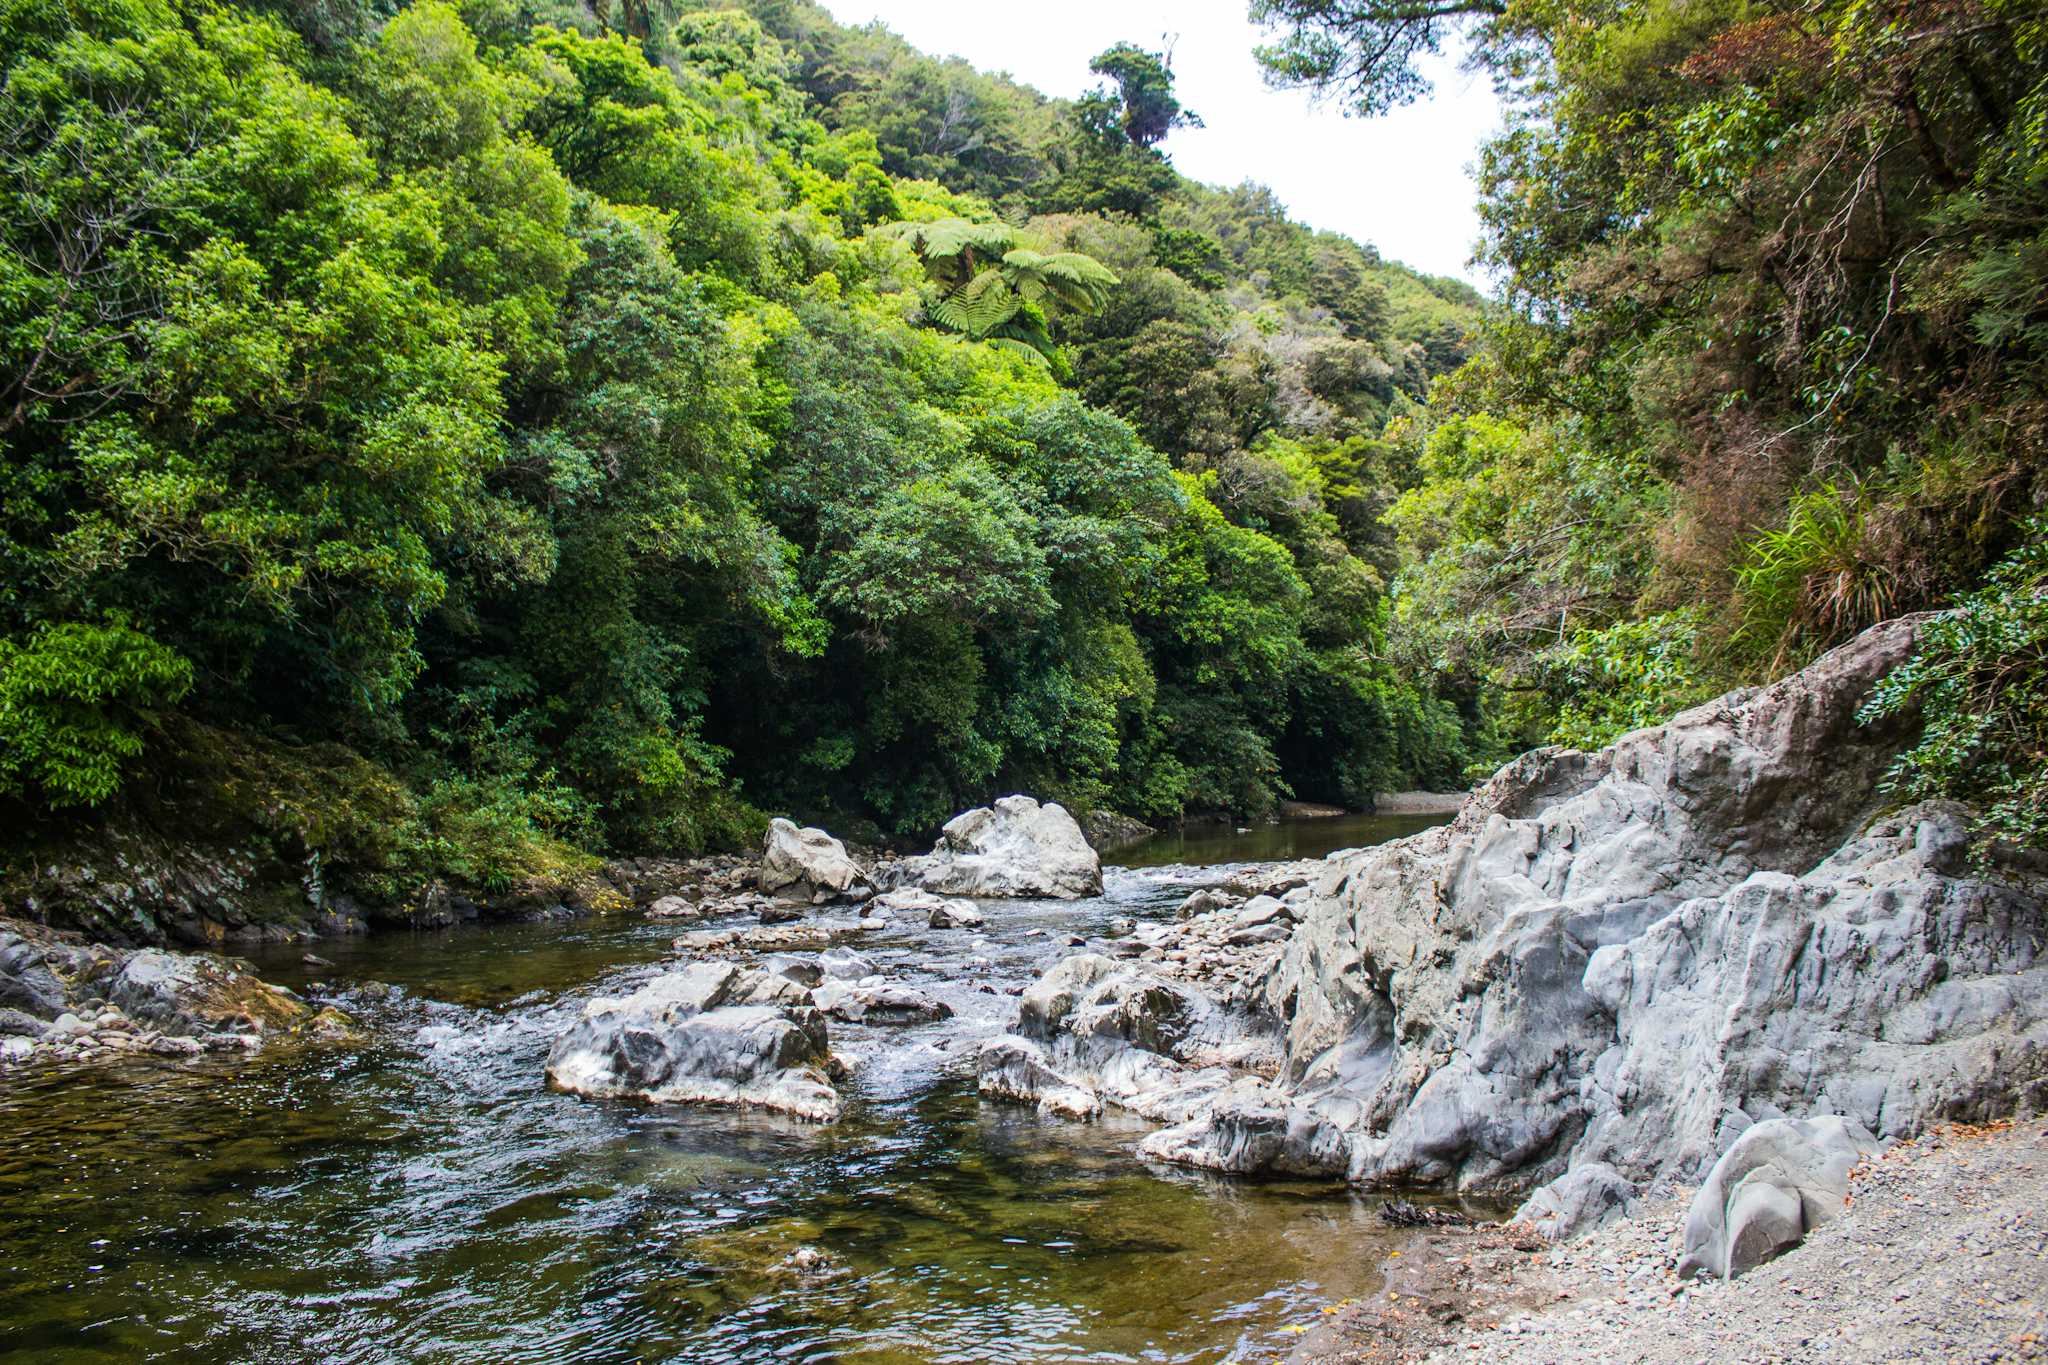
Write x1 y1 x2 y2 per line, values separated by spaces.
1 839 1490 1364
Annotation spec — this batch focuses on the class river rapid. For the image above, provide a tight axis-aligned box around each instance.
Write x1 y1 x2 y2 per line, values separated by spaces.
0 818 1465 1364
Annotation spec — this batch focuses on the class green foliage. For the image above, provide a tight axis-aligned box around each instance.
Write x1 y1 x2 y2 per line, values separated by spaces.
883 218 1117 362
1086 43 1200 148
1735 484 1898 669
0 620 193 806
1249 0 1504 116
1253 0 2048 756
817 460 1053 642
1861 525 2048 854
0 0 1487 903
1542 611 1718 752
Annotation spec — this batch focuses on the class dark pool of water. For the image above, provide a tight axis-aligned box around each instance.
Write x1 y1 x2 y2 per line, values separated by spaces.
0 826 1469 1364
1118 811 1448 869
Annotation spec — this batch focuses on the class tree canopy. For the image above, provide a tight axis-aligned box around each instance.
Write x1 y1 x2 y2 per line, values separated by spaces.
0 0 1486 908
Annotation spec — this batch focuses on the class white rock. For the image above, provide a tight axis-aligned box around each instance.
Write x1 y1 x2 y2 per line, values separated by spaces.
759 818 867 901
878 796 1102 899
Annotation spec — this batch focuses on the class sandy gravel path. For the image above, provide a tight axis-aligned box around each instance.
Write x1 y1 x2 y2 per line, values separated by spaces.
1290 1120 2048 1365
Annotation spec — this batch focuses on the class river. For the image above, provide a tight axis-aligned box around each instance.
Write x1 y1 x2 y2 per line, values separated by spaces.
0 817 1468 1364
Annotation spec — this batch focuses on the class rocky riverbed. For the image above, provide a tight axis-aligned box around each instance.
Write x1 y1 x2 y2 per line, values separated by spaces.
1286 1118 2048 1364
0 917 354 1070
977 618 2048 1234
3 619 2044 1363
0 832 1485 1364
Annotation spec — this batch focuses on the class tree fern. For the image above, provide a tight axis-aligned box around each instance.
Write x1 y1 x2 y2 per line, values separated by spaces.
880 217 1117 358
932 271 1020 336
1000 249 1119 312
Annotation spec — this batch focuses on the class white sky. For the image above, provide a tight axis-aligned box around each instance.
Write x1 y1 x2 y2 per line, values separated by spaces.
817 0 1504 285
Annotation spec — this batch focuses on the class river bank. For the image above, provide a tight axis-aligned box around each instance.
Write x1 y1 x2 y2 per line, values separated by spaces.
1286 1118 2048 1364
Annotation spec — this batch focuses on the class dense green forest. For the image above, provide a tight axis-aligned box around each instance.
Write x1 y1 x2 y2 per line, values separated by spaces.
1246 0 2045 848
0 0 1487 907
1 0 2041 918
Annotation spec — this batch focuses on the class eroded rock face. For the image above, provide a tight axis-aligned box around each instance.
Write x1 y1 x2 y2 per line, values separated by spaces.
982 619 2048 1216
758 819 867 902
880 796 1102 899
545 961 840 1121
1678 1116 1879 1280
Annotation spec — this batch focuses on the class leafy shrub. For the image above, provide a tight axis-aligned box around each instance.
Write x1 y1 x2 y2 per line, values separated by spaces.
0 621 193 806
1735 483 1899 669
1544 609 1720 752
1860 523 2048 854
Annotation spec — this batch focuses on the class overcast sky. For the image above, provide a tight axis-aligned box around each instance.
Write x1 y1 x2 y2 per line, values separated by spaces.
817 0 1504 285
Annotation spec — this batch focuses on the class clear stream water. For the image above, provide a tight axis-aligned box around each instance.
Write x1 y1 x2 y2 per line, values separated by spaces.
0 817 1465 1365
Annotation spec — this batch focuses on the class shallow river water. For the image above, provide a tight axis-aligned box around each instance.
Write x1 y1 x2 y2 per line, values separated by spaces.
0 820 1464 1364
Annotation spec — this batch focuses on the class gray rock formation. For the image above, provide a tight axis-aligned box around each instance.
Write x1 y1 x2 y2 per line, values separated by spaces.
879 796 1103 899
868 887 983 927
1513 1161 1640 1241
980 619 2048 1219
758 819 868 901
1678 1116 1880 1279
1078 808 1157 853
812 980 951 1024
544 961 841 1120
0 917 346 1068
975 952 1278 1122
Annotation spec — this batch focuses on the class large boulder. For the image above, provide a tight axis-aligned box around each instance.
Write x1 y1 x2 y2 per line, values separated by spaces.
975 619 2046 1215
1677 1116 1880 1279
879 796 1103 899
106 949 312 1036
758 819 867 901
545 962 841 1121
1 919 317 1039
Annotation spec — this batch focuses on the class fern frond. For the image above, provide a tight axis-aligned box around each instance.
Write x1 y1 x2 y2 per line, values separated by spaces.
913 218 1018 265
999 249 1118 314
930 270 1021 337
987 311 1055 357
985 336 1052 366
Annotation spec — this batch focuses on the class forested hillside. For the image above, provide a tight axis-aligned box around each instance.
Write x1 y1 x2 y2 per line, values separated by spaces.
1244 0 2045 848
0 0 1486 916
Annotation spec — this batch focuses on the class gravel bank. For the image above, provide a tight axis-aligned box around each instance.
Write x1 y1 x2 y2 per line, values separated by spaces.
1293 1120 2048 1365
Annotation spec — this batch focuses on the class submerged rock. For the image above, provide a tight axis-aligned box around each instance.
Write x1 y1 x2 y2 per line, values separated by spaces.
758 819 868 902
878 796 1102 899
545 962 840 1121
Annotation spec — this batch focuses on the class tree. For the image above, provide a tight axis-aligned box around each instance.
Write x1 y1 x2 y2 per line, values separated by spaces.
881 218 1118 363
1248 0 1507 116
1088 42 1201 147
